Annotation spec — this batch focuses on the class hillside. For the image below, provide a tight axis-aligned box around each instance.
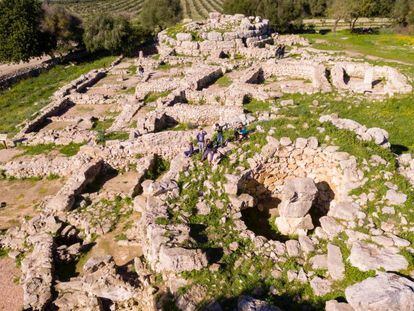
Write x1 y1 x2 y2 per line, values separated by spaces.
50 0 224 19
0 12 414 311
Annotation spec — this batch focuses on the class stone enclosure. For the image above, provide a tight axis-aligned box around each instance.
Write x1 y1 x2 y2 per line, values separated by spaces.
0 12 413 311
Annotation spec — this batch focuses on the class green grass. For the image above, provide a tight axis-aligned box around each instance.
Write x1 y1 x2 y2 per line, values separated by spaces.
18 142 84 157
96 131 129 145
303 30 414 65
170 122 198 131
0 55 116 137
244 98 272 113
215 75 233 88
92 119 114 132
144 155 170 180
18 143 56 156
119 87 136 95
58 143 84 157
143 90 172 103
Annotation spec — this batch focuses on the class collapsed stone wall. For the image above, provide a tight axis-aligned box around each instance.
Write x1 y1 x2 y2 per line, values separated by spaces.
44 158 104 213
320 114 390 148
158 13 271 58
25 127 97 146
0 152 98 179
133 161 209 273
0 214 62 310
134 64 223 103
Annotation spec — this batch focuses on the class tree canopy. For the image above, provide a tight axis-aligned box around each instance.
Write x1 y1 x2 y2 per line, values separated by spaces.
0 0 53 63
139 0 183 33
41 4 83 53
83 13 145 55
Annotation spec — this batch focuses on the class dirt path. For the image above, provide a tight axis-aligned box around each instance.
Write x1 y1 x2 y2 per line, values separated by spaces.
0 56 51 77
0 258 23 311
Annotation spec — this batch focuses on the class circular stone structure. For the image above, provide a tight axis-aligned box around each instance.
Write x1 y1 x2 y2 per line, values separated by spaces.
237 136 364 237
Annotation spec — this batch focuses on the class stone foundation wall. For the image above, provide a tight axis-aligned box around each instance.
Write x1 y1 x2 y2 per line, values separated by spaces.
162 104 244 125
263 60 332 92
331 62 412 95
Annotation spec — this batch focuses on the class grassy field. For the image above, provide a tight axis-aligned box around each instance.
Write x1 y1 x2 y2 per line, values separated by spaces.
303 30 414 65
49 0 224 20
302 31 414 153
0 55 116 137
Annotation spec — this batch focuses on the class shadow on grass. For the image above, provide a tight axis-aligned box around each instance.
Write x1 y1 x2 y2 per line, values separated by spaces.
391 144 409 155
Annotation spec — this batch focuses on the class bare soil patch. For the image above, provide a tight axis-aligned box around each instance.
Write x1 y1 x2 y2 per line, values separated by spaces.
0 258 23 311
0 178 64 230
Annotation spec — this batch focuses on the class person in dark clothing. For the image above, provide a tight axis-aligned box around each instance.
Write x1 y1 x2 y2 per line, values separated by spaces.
138 65 144 78
240 125 249 140
202 139 215 162
234 125 241 141
214 123 224 147
196 128 207 153
275 45 281 59
184 141 194 157
280 45 286 59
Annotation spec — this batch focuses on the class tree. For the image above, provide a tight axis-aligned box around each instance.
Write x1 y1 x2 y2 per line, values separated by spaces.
327 0 352 32
41 4 83 54
223 0 259 16
304 0 329 17
347 0 377 30
0 0 53 63
139 0 182 33
327 0 379 31
223 0 303 33
393 0 414 27
83 13 144 55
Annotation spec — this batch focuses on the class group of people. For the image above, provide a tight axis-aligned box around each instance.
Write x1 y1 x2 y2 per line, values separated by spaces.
184 122 249 164
275 45 286 59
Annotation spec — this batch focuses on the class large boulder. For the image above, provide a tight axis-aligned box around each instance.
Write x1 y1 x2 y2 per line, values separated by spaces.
345 273 414 311
55 255 137 308
279 177 318 217
349 241 408 272
327 244 345 280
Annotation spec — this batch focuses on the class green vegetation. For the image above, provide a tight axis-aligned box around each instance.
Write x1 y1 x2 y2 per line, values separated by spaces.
83 13 147 55
244 98 271 113
304 30 414 64
41 4 84 53
0 0 52 62
215 75 233 87
96 131 129 145
144 155 170 180
0 0 84 62
0 55 116 136
143 90 172 103
139 0 182 33
0 247 9 258
170 122 198 131
18 142 84 157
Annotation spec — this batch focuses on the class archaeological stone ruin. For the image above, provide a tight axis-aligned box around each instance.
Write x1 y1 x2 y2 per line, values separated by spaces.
0 12 413 311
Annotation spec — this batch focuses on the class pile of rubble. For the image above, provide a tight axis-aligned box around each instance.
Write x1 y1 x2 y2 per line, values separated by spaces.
320 114 390 148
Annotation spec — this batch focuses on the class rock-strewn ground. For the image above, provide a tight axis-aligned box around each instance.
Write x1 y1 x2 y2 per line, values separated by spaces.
0 12 413 311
